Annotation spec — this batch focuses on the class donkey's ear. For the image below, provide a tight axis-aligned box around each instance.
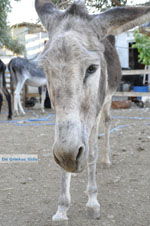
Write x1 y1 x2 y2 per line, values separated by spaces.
35 0 63 30
92 7 150 37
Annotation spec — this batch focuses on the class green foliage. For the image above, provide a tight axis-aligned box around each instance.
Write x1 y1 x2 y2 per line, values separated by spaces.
0 0 25 54
87 0 127 11
51 0 128 11
133 30 150 66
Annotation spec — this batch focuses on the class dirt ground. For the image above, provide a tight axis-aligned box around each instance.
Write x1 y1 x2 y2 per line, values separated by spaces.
0 104 150 226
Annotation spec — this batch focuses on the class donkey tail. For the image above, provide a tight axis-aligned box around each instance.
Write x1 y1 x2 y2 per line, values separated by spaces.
8 60 17 96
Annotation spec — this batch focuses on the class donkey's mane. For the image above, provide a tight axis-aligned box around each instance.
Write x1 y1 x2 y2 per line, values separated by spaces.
66 3 91 20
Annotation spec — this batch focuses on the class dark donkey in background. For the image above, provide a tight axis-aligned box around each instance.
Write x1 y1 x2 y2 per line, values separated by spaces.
0 59 12 119
35 0 150 221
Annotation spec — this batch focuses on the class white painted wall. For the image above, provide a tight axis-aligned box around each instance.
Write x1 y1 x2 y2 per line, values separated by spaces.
116 31 134 68
25 32 48 59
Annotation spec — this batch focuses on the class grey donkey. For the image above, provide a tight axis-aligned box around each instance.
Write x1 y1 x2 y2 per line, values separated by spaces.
8 57 47 115
35 0 150 221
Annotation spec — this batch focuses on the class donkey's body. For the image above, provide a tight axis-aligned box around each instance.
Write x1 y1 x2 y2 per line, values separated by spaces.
8 57 47 115
35 0 150 221
0 59 12 119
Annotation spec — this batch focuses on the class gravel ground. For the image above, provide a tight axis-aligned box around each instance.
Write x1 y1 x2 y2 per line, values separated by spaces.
0 105 150 226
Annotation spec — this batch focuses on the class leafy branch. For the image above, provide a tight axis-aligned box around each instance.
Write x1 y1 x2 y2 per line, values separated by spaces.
0 0 25 54
132 30 150 66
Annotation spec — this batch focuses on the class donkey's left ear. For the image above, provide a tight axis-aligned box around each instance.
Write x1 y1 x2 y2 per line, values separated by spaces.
35 0 63 30
91 7 150 37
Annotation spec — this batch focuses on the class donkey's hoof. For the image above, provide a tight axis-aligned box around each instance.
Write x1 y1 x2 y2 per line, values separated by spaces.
86 206 100 219
14 112 19 117
101 161 111 168
52 212 68 221
86 202 100 219
100 158 111 168
41 110 45 114
21 112 26 116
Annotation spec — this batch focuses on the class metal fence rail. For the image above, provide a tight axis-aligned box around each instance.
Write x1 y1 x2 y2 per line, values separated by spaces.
114 69 150 97
121 69 150 75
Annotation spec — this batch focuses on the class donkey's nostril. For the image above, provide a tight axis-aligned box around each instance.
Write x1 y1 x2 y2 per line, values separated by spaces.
54 153 61 165
76 146 84 161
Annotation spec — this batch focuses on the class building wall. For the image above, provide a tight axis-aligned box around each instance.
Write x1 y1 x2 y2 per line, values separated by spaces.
116 31 134 68
11 26 28 45
25 32 48 59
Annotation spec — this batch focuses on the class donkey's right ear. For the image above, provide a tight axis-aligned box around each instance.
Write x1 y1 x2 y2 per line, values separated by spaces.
91 7 150 38
35 0 62 30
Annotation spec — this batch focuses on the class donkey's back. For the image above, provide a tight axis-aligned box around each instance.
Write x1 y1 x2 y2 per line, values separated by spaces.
8 57 45 84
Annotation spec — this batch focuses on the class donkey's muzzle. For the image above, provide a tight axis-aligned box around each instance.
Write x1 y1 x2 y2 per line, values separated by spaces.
53 144 86 173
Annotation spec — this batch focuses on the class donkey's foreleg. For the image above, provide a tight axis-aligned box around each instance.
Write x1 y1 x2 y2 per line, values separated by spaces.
14 93 19 116
86 126 100 219
14 80 26 116
52 170 71 221
101 101 111 167
40 86 46 113
18 95 25 115
14 93 25 115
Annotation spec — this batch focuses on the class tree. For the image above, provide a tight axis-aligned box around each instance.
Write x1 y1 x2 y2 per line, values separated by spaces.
133 30 150 66
0 0 147 54
0 0 25 54
53 0 128 10
87 0 127 11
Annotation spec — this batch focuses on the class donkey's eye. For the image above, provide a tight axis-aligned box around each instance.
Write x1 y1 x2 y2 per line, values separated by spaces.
84 64 98 83
86 64 98 75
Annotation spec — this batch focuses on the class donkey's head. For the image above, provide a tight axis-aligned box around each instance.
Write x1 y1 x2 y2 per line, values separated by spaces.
35 0 150 172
